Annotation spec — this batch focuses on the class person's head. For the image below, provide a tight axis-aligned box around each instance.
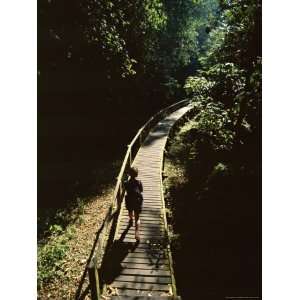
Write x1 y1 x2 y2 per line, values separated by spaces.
128 167 138 178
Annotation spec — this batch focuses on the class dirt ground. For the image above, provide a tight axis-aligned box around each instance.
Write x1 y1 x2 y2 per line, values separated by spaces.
38 187 114 300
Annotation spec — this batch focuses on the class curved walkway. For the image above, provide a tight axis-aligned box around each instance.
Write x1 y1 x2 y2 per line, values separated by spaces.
102 105 192 299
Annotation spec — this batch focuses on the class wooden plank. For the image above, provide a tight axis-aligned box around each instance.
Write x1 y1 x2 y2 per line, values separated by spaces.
134 161 161 165
122 256 168 265
117 229 163 237
114 274 172 284
142 202 162 205
119 268 171 277
141 205 161 209
139 208 162 212
112 281 170 292
118 234 164 242
118 209 162 215
119 219 163 226
119 225 163 232
122 236 167 244
125 247 166 255
119 210 162 216
139 164 161 166
119 217 163 224
142 200 162 204
118 220 163 226
120 232 165 239
144 192 162 195
125 252 166 259
125 241 164 248
141 208 162 212
126 246 165 253
140 212 163 216
143 192 161 195
111 289 172 297
118 227 163 235
120 215 162 221
120 211 162 218
121 262 169 270
126 250 166 257
121 214 163 219
142 202 162 206
143 197 161 200
121 239 168 246
117 234 164 242
141 174 160 176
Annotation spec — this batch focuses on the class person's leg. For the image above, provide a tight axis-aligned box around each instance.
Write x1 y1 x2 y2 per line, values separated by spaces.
125 197 134 226
134 211 140 241
128 210 134 226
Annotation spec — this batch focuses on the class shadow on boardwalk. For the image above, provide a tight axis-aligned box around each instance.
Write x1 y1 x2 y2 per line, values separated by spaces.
143 116 177 147
101 224 139 284
100 225 168 285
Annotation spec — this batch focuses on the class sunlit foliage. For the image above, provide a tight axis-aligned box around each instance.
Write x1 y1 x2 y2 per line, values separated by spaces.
185 0 261 145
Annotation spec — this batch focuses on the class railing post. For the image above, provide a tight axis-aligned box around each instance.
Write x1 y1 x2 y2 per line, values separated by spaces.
88 257 101 300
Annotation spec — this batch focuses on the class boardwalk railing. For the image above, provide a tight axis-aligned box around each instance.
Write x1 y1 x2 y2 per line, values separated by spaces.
88 99 190 299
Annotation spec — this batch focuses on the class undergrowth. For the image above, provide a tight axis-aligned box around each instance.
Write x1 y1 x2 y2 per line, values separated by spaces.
37 224 76 289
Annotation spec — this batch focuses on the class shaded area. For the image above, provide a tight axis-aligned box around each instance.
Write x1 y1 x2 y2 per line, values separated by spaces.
37 156 121 239
165 118 261 299
101 226 169 285
38 95 163 239
169 170 260 299
101 225 140 285
143 115 185 147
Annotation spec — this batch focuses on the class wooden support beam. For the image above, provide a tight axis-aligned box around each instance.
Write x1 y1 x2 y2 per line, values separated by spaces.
88 257 101 300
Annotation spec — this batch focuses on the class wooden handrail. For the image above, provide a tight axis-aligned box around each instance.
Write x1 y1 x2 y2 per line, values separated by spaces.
88 99 190 299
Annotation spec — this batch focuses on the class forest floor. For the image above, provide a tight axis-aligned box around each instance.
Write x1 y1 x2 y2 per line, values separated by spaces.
38 186 114 300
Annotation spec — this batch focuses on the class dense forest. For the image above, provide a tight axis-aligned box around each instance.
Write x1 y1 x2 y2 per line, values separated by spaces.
38 0 261 298
38 0 220 234
164 1 261 297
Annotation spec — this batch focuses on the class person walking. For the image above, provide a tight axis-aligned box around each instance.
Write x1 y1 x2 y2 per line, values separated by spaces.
124 167 143 241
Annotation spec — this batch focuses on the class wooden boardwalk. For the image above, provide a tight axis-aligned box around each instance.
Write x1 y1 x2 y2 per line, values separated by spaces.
101 106 191 299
